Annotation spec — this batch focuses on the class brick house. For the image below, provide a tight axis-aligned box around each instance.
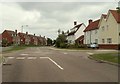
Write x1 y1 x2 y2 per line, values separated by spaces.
41 36 47 46
0 34 2 46
2 30 20 46
28 34 38 45
37 35 43 46
18 32 30 45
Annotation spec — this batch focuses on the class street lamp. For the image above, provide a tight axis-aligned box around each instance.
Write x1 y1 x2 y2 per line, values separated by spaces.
21 25 28 33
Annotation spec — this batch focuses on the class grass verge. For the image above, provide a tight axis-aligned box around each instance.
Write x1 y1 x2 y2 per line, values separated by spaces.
91 53 119 64
3 46 27 53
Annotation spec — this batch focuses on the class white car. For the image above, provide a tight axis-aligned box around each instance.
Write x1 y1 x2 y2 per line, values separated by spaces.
90 43 99 49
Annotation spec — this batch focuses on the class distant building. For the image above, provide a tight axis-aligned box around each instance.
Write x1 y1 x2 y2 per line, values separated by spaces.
2 30 20 45
0 34 2 46
18 32 30 45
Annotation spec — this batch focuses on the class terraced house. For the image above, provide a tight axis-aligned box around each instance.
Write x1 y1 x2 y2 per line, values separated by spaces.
98 10 120 49
18 32 30 45
2 30 20 46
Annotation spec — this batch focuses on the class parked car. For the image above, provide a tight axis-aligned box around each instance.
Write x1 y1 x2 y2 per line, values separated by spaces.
90 43 99 49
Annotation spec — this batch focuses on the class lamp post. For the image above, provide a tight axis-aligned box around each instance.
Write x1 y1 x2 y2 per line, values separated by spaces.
21 25 28 33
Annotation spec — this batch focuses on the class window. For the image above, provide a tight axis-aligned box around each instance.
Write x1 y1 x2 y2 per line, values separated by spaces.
102 39 105 43
106 25 109 30
102 26 105 31
95 30 97 34
107 38 112 43
95 39 98 44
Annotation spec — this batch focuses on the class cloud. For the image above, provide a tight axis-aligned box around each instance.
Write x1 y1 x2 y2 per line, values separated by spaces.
0 2 118 39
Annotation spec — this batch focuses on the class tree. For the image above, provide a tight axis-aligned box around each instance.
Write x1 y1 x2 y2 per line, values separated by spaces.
55 31 67 48
47 38 53 46
2 39 8 47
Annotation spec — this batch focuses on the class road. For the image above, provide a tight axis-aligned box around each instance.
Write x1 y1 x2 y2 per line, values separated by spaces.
2 47 118 82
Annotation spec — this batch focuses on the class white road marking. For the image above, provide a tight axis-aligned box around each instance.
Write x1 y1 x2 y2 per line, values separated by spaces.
7 57 15 59
63 52 68 54
20 54 28 56
87 52 94 55
28 57 37 60
40 57 64 70
16 57 26 60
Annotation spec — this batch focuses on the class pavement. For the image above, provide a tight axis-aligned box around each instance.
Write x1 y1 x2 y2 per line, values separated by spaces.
2 47 118 82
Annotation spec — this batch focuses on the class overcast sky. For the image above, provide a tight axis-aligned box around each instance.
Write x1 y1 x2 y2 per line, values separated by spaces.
0 1 118 39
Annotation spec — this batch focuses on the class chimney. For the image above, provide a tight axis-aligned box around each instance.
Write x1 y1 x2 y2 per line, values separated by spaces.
74 21 77 26
26 32 28 35
34 34 35 36
15 30 17 34
89 19 93 24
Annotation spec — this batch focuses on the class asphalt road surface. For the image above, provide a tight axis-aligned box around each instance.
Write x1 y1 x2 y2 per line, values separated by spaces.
2 47 118 82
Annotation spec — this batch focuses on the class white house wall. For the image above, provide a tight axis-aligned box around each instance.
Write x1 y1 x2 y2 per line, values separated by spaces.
84 31 90 44
91 29 99 44
75 24 86 40
99 12 119 45
67 35 75 44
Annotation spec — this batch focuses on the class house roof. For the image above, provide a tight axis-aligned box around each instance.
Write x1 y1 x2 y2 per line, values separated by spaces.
110 10 120 23
68 23 83 36
75 35 84 41
18 32 26 36
84 19 100 32
3 30 15 35
0 34 2 40
102 14 107 19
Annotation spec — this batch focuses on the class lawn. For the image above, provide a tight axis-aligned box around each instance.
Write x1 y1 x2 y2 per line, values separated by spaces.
91 53 119 63
0 55 4 64
3 46 27 52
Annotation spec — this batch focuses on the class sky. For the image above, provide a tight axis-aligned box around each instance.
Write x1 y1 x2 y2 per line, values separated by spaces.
0 1 119 39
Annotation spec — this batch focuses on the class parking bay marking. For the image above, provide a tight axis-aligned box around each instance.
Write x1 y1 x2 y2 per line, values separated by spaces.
40 57 64 70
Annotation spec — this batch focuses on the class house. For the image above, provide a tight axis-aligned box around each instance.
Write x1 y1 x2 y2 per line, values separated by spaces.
18 32 30 45
2 30 20 46
75 35 84 45
98 10 120 49
0 34 2 46
42 36 47 46
84 19 100 46
67 21 86 44
28 34 38 45
37 35 43 46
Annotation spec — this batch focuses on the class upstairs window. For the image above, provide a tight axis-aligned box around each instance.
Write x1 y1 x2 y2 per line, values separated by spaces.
95 30 97 34
102 26 105 31
102 39 105 43
106 25 109 30
107 38 112 43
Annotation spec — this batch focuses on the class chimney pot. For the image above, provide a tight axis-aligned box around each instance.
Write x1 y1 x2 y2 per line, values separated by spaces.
89 19 93 24
26 32 28 35
15 30 17 33
74 21 77 26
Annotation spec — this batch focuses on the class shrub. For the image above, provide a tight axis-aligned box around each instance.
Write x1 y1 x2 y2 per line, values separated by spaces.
60 43 67 48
